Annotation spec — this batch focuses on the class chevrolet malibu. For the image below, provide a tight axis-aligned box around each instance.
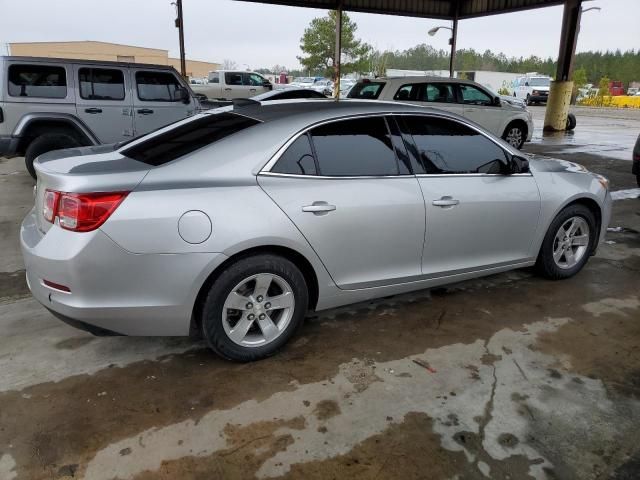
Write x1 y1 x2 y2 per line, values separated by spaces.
21 100 612 361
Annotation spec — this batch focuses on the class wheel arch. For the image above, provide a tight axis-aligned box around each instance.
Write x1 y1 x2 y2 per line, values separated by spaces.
502 118 529 139
13 114 98 154
190 245 320 337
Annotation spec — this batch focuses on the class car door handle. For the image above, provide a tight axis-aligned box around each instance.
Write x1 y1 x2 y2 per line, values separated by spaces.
224 88 232 91
302 202 336 215
249 88 256 92
432 197 460 207
84 107 102 114
137 108 154 115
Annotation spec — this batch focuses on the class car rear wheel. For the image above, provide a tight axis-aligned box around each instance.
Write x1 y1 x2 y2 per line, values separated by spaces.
536 204 596 280
503 123 526 149
566 113 577 131
201 254 308 361
24 133 81 179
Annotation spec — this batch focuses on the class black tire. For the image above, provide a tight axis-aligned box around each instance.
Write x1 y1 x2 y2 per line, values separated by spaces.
636 174 640 188
201 254 308 361
536 204 597 280
24 133 81 179
526 94 531 106
566 113 577 131
502 122 527 150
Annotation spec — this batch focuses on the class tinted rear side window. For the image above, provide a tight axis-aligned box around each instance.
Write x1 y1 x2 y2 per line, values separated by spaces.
8 64 67 98
121 113 260 166
310 117 398 176
271 134 317 175
346 82 385 99
79 68 125 100
402 116 508 174
136 71 182 102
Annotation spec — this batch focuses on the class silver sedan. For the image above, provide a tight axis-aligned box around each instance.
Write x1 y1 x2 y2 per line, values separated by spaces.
21 100 612 361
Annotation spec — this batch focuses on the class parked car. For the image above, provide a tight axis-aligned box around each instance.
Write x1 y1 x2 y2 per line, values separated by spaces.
288 77 317 89
251 88 327 101
311 79 333 96
633 133 640 187
22 100 611 361
513 74 552 105
191 70 272 100
347 76 533 149
0 56 198 178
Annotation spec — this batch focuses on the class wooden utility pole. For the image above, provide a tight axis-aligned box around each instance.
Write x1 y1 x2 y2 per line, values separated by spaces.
333 2 342 99
175 0 187 78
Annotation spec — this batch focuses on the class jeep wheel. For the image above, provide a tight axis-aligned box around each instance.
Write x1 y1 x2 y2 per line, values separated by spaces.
25 133 81 179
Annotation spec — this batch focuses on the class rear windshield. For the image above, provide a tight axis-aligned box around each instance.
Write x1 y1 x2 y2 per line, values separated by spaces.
347 81 386 100
121 113 260 166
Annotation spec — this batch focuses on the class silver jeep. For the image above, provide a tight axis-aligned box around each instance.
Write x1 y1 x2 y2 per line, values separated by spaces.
0 56 197 178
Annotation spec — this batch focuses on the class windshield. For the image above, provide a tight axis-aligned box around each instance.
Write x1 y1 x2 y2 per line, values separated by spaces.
346 81 386 100
529 77 550 87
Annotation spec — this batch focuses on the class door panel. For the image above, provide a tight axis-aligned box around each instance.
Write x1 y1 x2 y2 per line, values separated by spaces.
398 114 541 275
458 84 503 136
74 65 134 143
418 175 540 275
131 69 194 135
260 176 426 288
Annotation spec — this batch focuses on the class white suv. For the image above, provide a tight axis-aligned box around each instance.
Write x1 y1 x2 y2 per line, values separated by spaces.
347 76 533 149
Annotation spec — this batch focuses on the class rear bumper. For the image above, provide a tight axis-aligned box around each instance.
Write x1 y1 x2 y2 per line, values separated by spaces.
0 135 19 157
21 209 227 336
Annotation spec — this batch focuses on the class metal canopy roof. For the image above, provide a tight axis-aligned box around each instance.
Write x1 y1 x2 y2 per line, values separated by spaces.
236 0 567 19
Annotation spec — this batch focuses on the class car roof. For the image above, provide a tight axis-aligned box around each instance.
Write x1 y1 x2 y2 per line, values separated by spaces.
231 99 449 125
0 55 176 71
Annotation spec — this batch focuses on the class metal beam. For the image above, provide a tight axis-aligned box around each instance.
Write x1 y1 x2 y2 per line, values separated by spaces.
555 0 582 81
449 0 459 78
175 0 187 78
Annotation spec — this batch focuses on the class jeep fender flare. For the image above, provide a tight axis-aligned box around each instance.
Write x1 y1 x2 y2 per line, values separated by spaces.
12 113 100 148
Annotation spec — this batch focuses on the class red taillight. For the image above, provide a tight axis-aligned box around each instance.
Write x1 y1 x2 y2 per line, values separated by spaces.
43 189 60 222
42 279 71 293
43 189 128 232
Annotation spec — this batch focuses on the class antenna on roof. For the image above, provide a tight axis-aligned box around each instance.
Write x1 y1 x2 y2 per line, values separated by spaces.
232 98 260 109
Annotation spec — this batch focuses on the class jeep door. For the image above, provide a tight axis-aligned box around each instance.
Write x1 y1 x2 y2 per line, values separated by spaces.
74 65 134 143
131 69 195 135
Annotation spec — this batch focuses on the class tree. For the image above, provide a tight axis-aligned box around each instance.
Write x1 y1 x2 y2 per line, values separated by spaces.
223 59 237 70
297 11 371 78
573 67 588 89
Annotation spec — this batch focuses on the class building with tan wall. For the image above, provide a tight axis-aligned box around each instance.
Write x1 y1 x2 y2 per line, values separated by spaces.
8 41 219 79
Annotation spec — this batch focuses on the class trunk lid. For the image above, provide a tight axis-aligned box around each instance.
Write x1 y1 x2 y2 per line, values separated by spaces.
34 146 150 233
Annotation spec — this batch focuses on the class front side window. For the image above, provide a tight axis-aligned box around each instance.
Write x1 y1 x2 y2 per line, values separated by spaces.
402 116 508 174
346 81 385 100
121 113 259 166
136 71 183 102
225 72 244 86
79 68 125 100
459 84 493 106
246 73 265 86
310 117 398 176
208 72 220 83
271 134 317 175
8 64 67 98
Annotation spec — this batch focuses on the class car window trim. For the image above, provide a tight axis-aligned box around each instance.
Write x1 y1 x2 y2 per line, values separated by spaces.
261 113 416 178
391 112 532 177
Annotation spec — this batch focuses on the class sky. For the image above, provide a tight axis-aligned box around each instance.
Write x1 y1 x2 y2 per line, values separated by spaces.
1 0 638 70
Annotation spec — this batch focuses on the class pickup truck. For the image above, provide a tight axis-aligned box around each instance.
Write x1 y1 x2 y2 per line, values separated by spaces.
191 70 272 101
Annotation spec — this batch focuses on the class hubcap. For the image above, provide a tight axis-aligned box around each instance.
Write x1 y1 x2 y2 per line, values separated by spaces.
506 128 523 148
222 273 295 347
552 216 590 269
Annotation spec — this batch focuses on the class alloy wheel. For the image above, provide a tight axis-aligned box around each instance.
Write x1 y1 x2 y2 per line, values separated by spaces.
505 127 523 148
552 216 590 269
222 273 295 347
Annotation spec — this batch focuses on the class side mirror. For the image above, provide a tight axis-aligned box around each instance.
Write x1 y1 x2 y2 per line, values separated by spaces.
263 80 273 90
510 155 530 174
525 82 530 87
493 96 502 106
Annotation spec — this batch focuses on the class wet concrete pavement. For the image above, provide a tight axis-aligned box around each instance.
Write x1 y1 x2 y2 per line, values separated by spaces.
1 108 639 480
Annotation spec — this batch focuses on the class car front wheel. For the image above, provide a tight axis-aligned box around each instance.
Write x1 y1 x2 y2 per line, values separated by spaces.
536 204 596 280
201 254 308 361
503 123 526 149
